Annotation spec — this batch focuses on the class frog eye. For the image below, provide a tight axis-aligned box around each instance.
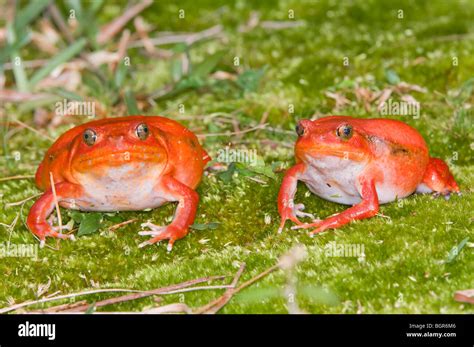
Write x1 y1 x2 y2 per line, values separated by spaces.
336 124 353 140
83 129 97 146
136 123 149 140
295 122 305 137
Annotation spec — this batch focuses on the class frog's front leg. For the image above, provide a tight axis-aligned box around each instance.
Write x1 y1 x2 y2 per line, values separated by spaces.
277 163 315 233
138 175 198 251
294 178 379 236
27 182 83 247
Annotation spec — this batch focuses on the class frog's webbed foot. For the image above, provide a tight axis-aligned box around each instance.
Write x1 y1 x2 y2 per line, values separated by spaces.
431 191 461 201
38 230 76 248
137 176 198 252
48 215 75 233
277 202 315 234
138 222 187 252
138 222 166 234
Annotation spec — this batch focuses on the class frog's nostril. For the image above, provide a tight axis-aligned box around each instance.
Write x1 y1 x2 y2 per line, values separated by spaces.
295 122 305 137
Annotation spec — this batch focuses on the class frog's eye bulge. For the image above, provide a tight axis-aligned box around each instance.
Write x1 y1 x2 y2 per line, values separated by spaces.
295 122 305 137
83 129 97 146
336 124 353 140
136 123 149 140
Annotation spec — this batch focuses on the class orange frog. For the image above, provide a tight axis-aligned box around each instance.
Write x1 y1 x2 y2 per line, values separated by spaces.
278 116 460 236
27 116 210 251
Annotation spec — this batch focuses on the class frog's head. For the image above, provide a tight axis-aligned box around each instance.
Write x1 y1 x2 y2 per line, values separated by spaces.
294 116 372 165
69 119 168 179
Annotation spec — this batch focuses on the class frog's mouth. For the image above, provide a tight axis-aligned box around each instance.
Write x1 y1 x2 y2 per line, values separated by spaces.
73 150 166 170
296 145 368 164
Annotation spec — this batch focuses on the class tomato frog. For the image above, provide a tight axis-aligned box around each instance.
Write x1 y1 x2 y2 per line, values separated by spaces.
278 116 460 236
27 116 210 251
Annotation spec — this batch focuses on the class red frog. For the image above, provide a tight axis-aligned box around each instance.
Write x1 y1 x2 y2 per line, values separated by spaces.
278 116 460 236
27 116 210 251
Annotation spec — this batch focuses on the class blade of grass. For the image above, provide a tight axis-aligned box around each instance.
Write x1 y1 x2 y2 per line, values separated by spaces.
51 87 83 101
29 38 87 88
114 61 128 90
445 237 469 263
6 25 29 92
0 32 31 71
124 90 139 115
189 50 225 79
14 0 51 34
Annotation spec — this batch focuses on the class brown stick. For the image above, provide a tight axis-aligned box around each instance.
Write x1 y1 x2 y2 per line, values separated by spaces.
0 175 35 182
195 263 246 314
454 289 474 304
111 29 131 73
12 119 54 141
196 123 267 138
0 90 55 102
97 0 153 45
142 303 192 314
49 172 63 235
127 25 223 48
14 276 225 313
31 300 88 313
195 264 279 314
0 289 149 314
61 284 232 313
5 193 42 207
108 218 138 232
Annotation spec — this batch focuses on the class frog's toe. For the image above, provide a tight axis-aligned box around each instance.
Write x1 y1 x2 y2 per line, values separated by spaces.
291 220 322 230
138 233 173 252
47 231 75 240
39 230 76 246
50 224 73 233
138 222 166 237
138 225 186 251
140 222 165 232
294 203 315 219
430 191 457 201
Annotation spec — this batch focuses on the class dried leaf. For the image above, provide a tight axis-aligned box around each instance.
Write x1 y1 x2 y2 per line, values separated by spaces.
325 91 351 110
376 88 393 111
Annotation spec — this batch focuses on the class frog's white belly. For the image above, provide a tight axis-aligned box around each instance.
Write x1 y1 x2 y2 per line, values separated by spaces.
65 163 171 211
301 156 405 205
302 156 365 205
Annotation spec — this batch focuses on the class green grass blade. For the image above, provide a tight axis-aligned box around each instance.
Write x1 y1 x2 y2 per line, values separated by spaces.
446 237 469 263
29 38 87 88
124 90 140 115
189 50 225 79
6 25 29 92
14 0 51 33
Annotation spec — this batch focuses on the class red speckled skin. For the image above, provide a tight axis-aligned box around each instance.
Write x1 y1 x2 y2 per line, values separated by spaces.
278 116 459 236
27 116 210 250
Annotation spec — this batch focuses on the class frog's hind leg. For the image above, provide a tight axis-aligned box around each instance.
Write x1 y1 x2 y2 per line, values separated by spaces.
416 158 460 198
138 175 198 251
